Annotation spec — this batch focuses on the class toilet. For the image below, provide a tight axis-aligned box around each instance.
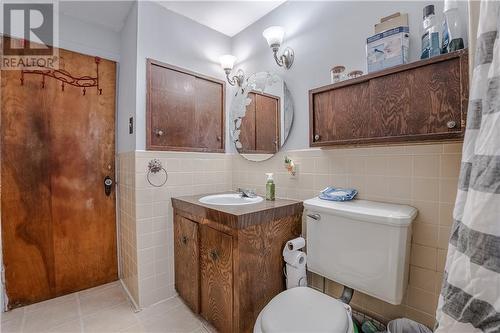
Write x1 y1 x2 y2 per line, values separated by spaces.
254 197 418 333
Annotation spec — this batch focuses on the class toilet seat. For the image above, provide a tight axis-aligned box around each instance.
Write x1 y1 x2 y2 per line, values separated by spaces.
255 287 353 333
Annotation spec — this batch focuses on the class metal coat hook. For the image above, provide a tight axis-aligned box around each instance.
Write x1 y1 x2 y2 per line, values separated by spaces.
147 159 168 187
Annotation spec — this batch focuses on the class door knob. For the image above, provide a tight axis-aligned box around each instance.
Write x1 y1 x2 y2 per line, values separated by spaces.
154 129 164 136
447 121 457 129
104 176 113 196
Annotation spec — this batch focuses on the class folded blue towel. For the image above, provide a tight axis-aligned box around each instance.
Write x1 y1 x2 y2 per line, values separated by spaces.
319 186 358 201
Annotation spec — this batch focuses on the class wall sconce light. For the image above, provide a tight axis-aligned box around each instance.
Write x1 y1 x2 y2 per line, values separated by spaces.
262 26 294 69
219 54 245 87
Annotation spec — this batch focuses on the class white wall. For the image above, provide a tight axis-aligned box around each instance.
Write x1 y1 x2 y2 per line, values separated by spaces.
135 1 233 151
231 1 469 151
117 2 138 153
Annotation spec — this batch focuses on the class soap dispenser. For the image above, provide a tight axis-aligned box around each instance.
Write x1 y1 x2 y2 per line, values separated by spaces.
266 173 275 201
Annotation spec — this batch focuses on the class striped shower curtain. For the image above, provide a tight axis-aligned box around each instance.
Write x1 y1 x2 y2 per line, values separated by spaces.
435 1 500 332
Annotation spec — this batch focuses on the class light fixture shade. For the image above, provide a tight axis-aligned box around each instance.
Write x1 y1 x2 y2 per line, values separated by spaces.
219 54 237 70
262 26 285 47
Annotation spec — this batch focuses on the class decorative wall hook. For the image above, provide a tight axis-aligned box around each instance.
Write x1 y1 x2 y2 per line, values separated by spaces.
20 56 103 95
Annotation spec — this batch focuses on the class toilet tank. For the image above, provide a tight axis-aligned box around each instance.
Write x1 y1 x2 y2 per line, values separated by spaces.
304 197 417 305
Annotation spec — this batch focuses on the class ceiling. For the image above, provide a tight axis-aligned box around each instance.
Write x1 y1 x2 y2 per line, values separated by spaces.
158 1 286 37
59 1 134 32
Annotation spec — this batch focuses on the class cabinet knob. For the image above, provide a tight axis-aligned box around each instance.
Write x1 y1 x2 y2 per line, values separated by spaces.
181 236 187 245
216 136 221 141
447 121 457 129
314 134 320 141
155 129 164 136
209 249 219 261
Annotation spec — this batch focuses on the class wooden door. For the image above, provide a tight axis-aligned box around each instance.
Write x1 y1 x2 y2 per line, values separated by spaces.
200 225 233 333
239 92 256 152
1 46 117 308
255 94 279 153
173 215 200 313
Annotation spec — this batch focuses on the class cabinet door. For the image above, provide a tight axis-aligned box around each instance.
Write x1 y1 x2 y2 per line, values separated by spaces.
194 78 224 150
255 94 279 153
312 82 371 143
407 58 463 135
239 92 256 152
147 60 225 152
173 215 199 313
200 225 233 333
149 64 195 148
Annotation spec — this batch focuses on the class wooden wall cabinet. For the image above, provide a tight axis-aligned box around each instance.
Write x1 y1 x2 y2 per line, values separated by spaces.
147 59 225 152
309 50 469 146
172 195 303 333
239 91 280 154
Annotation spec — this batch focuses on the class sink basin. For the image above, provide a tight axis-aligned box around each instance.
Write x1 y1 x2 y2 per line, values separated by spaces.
199 193 263 206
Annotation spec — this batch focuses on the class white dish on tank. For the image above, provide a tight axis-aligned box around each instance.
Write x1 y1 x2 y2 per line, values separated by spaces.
304 197 417 305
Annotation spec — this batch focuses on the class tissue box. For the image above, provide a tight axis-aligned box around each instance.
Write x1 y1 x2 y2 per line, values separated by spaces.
367 26 409 73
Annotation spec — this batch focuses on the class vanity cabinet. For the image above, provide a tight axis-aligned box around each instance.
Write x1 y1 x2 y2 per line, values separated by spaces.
172 195 303 333
309 50 469 146
173 215 200 313
240 92 280 154
146 59 225 152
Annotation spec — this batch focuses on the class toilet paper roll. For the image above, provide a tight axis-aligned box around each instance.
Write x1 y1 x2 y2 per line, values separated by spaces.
285 262 307 289
283 251 307 268
282 237 305 256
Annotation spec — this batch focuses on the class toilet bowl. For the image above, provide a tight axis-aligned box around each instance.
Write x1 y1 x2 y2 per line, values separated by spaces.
253 287 354 333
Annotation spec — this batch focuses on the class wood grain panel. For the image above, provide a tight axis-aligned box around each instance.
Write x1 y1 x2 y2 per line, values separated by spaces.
255 94 279 153
200 225 233 333
174 215 200 313
235 214 302 333
150 65 195 148
195 78 224 150
369 72 411 137
239 92 256 152
146 59 225 152
313 82 370 142
1 44 117 307
408 58 462 135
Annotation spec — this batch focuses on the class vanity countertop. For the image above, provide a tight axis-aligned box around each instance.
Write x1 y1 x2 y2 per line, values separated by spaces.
171 193 303 230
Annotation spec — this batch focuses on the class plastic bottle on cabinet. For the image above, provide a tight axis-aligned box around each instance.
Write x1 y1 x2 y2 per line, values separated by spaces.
442 0 464 53
421 5 441 59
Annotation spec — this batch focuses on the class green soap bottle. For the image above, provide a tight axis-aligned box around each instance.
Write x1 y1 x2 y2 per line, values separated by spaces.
266 173 275 201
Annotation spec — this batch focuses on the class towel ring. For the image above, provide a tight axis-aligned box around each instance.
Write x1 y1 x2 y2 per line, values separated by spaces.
147 159 168 187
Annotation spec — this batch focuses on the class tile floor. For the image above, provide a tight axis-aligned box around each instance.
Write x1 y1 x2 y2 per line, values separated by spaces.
0 281 213 333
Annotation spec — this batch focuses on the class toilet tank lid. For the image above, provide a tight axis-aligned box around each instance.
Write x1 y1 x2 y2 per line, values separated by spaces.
304 197 417 227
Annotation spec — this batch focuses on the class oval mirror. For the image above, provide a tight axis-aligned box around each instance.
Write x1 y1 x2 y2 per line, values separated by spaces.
230 72 294 162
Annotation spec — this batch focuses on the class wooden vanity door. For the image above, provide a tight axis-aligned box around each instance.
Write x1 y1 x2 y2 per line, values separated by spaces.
200 225 233 333
173 215 200 313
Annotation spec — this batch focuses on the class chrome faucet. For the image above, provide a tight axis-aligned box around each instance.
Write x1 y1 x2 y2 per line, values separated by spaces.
237 188 257 198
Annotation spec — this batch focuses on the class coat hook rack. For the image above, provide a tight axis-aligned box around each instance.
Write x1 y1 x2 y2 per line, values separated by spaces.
20 57 103 95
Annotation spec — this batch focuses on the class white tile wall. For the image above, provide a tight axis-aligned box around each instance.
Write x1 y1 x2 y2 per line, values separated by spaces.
118 151 232 308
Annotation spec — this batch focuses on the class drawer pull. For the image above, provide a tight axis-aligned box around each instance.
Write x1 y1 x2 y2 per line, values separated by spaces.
210 250 219 261
307 213 321 221
447 121 457 129
181 236 188 244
